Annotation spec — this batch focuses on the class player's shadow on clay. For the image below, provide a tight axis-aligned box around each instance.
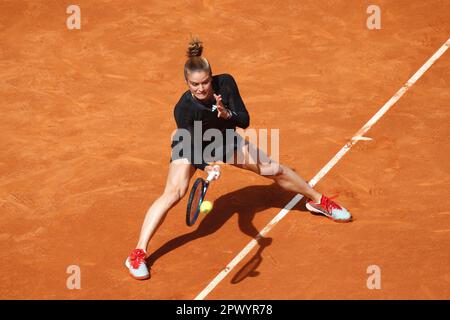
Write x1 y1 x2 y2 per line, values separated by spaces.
146 182 309 284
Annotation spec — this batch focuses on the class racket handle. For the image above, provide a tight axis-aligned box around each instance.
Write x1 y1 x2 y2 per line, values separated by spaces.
206 165 220 182
206 170 216 182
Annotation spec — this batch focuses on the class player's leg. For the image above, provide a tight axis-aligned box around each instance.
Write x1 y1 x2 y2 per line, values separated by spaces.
125 159 195 280
230 137 352 222
136 159 195 249
230 138 321 202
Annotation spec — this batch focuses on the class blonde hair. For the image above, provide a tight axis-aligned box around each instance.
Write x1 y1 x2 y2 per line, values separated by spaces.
184 36 212 80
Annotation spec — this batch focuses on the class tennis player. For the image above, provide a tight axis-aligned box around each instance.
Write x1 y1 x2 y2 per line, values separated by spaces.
125 37 352 280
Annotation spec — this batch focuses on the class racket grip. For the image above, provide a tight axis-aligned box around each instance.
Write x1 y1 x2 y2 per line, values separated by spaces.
206 165 220 181
206 170 216 182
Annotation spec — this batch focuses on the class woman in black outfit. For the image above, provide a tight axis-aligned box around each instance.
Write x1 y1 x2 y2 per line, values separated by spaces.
125 37 352 280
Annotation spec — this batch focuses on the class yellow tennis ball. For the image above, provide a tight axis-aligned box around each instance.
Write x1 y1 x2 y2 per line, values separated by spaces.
200 201 213 214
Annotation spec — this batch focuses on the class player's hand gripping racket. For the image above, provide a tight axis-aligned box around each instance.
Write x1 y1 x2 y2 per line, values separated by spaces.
186 165 220 227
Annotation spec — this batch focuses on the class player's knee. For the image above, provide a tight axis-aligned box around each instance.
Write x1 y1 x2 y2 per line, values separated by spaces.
258 161 283 177
164 186 186 205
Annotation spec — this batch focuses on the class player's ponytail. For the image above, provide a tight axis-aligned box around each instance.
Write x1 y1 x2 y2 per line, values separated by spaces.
184 36 212 80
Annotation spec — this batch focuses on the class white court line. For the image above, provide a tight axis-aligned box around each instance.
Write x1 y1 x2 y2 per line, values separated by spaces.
194 39 450 300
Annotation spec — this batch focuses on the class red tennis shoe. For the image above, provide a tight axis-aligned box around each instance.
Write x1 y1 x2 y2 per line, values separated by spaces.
306 195 352 223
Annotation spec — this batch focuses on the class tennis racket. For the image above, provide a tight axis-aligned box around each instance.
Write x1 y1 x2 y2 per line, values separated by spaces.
186 169 218 227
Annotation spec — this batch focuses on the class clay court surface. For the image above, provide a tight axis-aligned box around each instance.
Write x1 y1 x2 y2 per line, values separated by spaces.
1 0 450 299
